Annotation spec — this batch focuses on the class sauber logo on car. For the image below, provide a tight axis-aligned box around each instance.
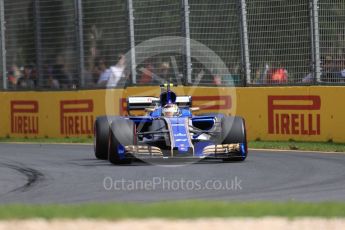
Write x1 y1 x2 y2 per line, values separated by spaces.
174 133 187 137
171 124 185 127
175 139 188 142
11 100 39 134
60 99 94 135
268 95 321 135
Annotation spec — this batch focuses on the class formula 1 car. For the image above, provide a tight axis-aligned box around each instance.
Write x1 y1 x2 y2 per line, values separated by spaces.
94 84 247 164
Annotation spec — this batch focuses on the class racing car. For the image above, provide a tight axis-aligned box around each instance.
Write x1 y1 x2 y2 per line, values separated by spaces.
94 84 247 164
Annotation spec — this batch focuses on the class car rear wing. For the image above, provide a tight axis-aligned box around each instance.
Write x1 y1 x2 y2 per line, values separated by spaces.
127 97 159 112
127 96 192 112
175 96 192 108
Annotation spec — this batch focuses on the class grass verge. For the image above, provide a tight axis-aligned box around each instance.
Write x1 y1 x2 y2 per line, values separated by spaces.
0 137 93 144
0 137 345 152
250 140 345 152
0 201 345 219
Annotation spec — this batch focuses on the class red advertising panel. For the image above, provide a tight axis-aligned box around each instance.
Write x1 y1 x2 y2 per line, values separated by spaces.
11 101 39 134
60 100 94 135
268 96 321 135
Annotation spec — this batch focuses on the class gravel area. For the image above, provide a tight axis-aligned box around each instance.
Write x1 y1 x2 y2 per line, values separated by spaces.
0 218 344 230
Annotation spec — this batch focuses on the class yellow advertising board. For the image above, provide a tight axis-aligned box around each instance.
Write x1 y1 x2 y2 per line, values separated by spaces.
0 86 344 142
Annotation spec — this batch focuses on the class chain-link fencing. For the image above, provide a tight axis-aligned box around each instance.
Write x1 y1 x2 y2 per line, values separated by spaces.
82 0 129 87
247 0 312 85
0 0 344 90
133 0 184 86
319 0 345 84
189 0 243 86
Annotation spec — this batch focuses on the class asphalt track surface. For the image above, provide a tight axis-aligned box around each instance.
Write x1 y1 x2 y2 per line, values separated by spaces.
0 143 345 203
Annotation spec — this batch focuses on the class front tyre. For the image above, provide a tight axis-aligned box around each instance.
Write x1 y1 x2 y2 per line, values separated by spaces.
221 116 247 162
108 118 135 165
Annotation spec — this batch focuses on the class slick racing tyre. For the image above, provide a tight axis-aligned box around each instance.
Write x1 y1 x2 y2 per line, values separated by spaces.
221 116 247 162
94 116 118 160
108 118 135 165
94 116 110 160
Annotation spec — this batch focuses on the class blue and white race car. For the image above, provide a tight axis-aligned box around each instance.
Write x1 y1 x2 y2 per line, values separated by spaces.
94 84 247 164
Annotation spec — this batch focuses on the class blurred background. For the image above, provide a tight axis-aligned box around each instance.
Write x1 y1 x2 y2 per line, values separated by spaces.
0 0 344 89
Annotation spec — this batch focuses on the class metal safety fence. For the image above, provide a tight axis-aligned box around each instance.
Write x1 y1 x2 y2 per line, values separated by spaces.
319 0 345 83
132 0 183 85
247 0 312 85
0 0 344 90
189 0 243 86
82 0 129 87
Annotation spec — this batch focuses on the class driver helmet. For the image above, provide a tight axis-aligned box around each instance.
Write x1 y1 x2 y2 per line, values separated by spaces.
162 103 179 117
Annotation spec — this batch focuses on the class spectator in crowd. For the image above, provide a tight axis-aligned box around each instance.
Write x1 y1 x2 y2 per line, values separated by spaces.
7 70 17 88
340 69 345 82
224 63 241 86
7 65 21 89
267 63 288 84
107 53 127 87
96 58 112 86
211 68 222 85
253 68 261 84
321 55 340 82
302 62 315 83
195 69 205 84
192 63 218 85
215 63 241 86
138 62 155 84
253 63 270 84
302 72 314 83
156 62 171 83
303 57 345 83
53 54 75 88
43 64 60 89
340 57 345 82
17 65 35 89
52 64 72 89
30 68 37 86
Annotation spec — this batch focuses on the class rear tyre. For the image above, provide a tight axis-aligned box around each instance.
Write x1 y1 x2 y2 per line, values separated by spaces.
221 116 247 162
108 118 135 165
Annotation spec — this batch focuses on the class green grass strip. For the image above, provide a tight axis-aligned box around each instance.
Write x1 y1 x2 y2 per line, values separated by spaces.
0 137 93 144
0 201 345 219
250 140 345 152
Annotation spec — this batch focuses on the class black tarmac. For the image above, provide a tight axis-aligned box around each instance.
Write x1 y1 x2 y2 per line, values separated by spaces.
0 143 344 203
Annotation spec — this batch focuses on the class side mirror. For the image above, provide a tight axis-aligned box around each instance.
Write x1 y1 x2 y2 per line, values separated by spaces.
190 107 200 112
145 107 155 112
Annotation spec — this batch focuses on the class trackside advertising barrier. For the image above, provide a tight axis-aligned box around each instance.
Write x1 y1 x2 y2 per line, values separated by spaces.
0 86 344 142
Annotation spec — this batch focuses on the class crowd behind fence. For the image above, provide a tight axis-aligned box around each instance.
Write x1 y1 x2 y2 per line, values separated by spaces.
0 0 344 90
